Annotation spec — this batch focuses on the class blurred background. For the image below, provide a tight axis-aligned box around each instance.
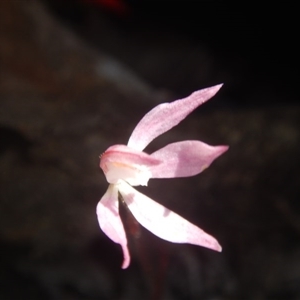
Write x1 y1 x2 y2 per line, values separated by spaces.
0 0 299 299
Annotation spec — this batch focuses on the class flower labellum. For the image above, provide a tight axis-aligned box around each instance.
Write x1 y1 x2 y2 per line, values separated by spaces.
97 84 228 269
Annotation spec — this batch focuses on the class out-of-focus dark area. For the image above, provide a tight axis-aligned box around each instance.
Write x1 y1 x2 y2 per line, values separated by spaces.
0 0 299 299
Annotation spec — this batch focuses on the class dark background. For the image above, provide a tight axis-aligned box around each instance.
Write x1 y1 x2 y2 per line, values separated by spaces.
45 0 299 106
0 1 299 299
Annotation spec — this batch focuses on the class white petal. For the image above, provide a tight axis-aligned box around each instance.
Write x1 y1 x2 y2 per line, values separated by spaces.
118 181 222 252
96 184 130 269
127 84 223 151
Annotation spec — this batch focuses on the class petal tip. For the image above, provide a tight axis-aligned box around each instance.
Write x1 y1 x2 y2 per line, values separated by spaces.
121 251 131 269
121 260 130 269
210 145 229 162
209 239 222 252
203 233 222 253
209 83 224 95
219 145 229 154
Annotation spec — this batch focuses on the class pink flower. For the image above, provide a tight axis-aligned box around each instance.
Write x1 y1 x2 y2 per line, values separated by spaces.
97 84 228 269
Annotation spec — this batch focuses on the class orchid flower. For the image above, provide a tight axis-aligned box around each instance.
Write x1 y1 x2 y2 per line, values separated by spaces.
97 84 228 269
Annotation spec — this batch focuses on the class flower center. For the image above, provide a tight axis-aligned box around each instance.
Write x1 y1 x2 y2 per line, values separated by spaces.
102 160 151 186
100 144 161 186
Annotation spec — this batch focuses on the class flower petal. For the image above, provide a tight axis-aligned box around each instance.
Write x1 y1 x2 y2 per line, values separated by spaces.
96 184 130 269
127 84 223 151
150 141 228 178
118 181 222 252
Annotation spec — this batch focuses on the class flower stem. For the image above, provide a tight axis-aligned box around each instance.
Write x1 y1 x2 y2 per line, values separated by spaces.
118 191 170 299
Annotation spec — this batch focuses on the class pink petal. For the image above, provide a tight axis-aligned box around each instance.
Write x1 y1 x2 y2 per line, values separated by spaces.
96 184 130 269
150 141 229 178
127 84 223 151
118 181 222 252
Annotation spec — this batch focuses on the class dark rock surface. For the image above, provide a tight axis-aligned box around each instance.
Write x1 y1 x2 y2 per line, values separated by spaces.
0 1 299 299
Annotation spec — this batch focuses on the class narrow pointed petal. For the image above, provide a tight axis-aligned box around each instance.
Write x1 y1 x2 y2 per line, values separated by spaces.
118 181 222 252
127 84 223 151
96 184 130 269
150 141 229 178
